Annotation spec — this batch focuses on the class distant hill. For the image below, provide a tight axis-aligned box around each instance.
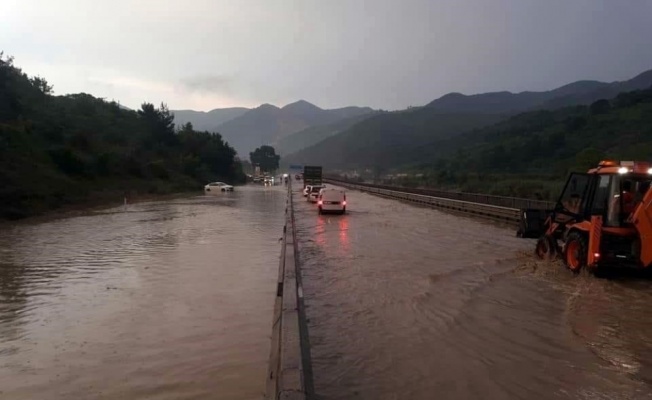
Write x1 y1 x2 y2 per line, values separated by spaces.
405 87 652 199
275 111 381 156
215 100 374 156
171 107 249 132
426 69 652 114
284 68 652 171
281 109 502 170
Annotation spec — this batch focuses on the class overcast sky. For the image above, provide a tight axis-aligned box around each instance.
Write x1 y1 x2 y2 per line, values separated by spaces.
2 0 652 111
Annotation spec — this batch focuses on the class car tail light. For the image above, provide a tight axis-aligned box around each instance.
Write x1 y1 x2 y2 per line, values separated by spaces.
342 201 347 206
318 200 323 205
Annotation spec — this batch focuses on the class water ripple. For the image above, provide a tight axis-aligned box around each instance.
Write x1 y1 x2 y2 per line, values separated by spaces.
0 185 286 400
296 185 652 400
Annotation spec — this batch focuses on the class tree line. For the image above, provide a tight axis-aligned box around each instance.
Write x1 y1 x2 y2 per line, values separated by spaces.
0 53 245 219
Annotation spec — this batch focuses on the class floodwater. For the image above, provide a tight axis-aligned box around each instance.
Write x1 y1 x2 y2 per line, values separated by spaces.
0 185 286 400
294 185 652 400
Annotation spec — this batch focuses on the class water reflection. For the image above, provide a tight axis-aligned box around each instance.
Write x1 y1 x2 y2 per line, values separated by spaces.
338 217 350 254
315 213 327 247
313 213 350 255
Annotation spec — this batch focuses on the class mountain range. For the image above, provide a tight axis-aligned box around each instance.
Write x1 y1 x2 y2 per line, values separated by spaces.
425 69 652 114
172 100 374 157
282 68 652 171
172 68 652 170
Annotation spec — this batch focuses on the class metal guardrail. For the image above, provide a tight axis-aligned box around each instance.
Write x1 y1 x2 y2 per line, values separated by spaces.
266 181 313 400
325 179 530 223
324 178 556 211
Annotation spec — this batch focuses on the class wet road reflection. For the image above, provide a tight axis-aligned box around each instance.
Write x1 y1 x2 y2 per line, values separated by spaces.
0 185 285 400
314 214 350 254
294 185 652 400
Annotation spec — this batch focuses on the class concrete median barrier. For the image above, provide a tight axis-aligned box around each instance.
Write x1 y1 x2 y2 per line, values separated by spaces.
266 182 314 400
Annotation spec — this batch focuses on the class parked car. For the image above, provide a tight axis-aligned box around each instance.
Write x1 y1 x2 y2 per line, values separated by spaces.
317 189 347 214
307 185 326 203
204 182 234 192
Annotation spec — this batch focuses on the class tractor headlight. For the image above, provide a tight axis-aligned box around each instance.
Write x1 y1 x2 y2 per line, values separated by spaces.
618 167 629 174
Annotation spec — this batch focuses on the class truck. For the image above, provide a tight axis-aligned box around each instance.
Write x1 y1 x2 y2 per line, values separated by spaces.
303 165 322 187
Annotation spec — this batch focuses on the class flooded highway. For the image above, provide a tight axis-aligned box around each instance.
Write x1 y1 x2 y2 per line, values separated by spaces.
0 186 285 400
294 185 652 400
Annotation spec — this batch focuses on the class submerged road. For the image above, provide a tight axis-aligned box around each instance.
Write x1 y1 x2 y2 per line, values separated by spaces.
294 185 652 400
0 186 286 400
2 181 652 400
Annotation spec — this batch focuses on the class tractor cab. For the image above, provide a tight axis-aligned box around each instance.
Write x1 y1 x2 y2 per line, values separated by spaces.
553 161 652 229
536 160 652 272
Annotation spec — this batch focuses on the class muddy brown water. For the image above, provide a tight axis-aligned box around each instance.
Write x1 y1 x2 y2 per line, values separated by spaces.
0 186 286 400
294 186 652 400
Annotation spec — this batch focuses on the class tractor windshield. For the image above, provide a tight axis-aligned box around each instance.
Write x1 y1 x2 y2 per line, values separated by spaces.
556 173 590 216
554 172 652 227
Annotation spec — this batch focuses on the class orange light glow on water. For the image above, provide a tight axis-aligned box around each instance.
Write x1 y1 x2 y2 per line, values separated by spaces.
339 217 350 252
315 214 327 247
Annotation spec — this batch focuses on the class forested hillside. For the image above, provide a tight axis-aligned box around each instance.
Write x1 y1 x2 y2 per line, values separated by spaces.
275 111 380 156
0 54 244 219
394 87 652 200
281 108 502 170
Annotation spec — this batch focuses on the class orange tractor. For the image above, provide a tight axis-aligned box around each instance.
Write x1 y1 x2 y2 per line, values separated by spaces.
534 160 652 273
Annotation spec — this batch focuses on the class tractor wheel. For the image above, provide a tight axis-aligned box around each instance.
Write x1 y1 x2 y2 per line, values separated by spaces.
535 235 556 260
564 232 587 274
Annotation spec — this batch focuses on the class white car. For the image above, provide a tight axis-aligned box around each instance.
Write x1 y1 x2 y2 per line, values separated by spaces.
307 185 326 203
204 182 234 192
318 189 347 214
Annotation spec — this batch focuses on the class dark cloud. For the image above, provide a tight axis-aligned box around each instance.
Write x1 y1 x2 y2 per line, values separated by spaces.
2 0 652 111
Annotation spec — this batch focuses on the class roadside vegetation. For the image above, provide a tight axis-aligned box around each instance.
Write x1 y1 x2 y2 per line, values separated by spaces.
0 54 244 219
